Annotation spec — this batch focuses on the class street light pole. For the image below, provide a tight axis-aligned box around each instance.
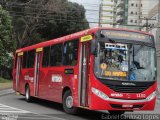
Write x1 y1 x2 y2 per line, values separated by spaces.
98 2 102 27
140 17 156 32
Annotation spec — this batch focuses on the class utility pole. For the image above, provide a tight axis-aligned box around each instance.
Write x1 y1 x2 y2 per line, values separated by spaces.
98 2 102 27
138 0 142 30
140 17 156 32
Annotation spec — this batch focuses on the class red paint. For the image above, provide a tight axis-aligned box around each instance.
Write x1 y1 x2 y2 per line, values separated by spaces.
13 27 157 112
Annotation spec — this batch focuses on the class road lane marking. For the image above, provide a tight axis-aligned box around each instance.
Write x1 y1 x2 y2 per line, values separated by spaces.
18 116 56 120
0 103 30 113
0 103 67 120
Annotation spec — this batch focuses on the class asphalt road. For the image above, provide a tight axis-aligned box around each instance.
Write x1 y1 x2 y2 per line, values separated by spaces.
0 93 160 120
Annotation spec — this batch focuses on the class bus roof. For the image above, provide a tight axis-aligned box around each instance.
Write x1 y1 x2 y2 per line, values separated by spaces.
16 27 153 53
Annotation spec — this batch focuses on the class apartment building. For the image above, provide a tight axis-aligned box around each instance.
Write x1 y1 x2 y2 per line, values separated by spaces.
100 0 116 27
116 0 157 29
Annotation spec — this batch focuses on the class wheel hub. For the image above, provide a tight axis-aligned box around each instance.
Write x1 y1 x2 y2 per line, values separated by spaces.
66 96 73 108
26 88 29 99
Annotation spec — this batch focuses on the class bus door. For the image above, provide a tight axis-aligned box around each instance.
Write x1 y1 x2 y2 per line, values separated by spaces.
34 48 42 96
15 53 23 92
79 42 90 107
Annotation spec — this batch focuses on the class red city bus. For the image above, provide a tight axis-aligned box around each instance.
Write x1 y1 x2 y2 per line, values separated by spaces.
13 27 157 114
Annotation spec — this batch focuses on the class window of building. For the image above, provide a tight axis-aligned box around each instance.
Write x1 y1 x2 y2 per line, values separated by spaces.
131 3 134 6
135 20 137 23
140 20 142 23
135 12 137 15
141 4 142 7
131 11 133 14
27 50 35 68
63 40 79 66
130 19 133 23
22 52 28 68
136 4 138 7
42 46 50 67
50 44 63 66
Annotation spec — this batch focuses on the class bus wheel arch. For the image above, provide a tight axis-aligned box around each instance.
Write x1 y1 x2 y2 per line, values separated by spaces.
62 87 78 114
62 87 71 99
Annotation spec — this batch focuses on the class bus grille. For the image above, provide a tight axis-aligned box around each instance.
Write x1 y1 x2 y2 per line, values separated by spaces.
110 104 144 109
106 84 152 93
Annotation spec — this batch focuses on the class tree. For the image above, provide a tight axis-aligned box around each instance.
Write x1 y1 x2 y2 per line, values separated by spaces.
40 1 89 39
0 5 15 79
2 0 89 48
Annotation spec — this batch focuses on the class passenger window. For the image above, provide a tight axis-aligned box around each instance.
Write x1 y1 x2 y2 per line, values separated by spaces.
50 44 62 66
42 46 50 67
63 40 79 66
27 50 35 68
22 52 28 68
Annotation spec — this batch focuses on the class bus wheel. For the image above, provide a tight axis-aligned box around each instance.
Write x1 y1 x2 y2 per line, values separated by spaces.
25 85 32 102
108 110 125 115
62 90 78 114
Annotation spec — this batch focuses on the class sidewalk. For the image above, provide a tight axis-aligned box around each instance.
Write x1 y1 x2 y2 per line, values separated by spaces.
0 89 14 96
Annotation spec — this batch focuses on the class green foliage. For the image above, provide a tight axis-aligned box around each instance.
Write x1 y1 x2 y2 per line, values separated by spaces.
41 2 89 39
0 77 11 83
0 0 89 79
0 5 15 79
2 0 89 48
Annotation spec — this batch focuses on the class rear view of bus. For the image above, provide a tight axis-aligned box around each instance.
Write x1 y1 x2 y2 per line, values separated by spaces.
88 29 157 114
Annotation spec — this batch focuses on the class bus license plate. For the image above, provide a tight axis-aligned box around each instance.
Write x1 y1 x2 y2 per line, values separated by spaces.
122 104 133 108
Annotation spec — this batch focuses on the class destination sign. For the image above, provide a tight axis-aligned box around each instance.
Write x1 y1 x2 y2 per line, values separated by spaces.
101 30 154 44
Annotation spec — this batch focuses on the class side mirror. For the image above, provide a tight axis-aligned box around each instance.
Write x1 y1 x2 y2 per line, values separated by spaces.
91 39 97 55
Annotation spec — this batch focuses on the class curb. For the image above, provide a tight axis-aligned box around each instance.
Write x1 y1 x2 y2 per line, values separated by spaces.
0 89 15 97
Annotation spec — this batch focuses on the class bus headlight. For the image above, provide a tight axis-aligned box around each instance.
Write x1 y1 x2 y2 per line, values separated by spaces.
146 91 156 101
91 87 109 100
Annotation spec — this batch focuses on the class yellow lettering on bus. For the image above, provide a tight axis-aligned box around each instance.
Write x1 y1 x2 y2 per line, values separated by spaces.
112 72 127 77
105 71 112 76
105 71 127 77
80 35 93 42
36 48 43 52
18 52 23 56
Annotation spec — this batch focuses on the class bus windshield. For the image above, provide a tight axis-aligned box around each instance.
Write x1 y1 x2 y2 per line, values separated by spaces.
94 42 156 81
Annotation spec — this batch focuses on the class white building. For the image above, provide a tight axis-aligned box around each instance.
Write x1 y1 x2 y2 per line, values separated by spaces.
127 0 142 26
100 0 116 27
148 4 160 45
115 0 158 30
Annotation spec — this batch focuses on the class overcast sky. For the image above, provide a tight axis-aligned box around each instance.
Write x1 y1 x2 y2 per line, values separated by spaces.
69 0 100 27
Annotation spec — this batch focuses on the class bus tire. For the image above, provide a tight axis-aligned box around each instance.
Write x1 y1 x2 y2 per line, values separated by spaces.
25 85 32 102
108 110 125 115
62 90 78 114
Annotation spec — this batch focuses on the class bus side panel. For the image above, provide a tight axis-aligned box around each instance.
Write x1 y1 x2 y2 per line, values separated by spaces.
20 69 35 96
38 68 50 100
12 53 17 91
62 65 79 106
12 68 16 91
72 65 79 107
46 67 64 102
